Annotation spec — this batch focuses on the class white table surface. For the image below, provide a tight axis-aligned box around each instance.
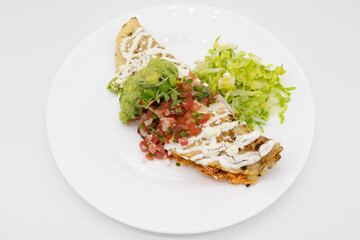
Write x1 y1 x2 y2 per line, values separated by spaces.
1 0 359 239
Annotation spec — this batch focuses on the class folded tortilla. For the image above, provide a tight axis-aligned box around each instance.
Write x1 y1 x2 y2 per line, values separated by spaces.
114 17 283 185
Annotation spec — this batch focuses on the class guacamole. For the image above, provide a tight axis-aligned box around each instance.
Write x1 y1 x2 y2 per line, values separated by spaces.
107 58 179 124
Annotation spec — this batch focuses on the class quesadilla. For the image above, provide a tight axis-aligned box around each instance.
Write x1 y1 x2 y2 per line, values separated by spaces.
109 17 283 185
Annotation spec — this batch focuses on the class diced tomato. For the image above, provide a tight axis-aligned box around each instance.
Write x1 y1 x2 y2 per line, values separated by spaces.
187 121 201 136
154 150 165 159
199 113 211 124
154 109 164 117
146 110 153 118
155 128 164 136
139 127 148 138
164 133 172 138
189 71 197 80
180 90 192 98
143 118 153 127
160 118 175 132
179 137 188 146
139 141 148 152
146 153 155 160
192 128 201 136
151 133 159 144
156 144 164 152
164 108 171 116
176 123 188 130
201 98 210 105
149 143 157 154
172 125 182 134
177 116 188 124
161 102 171 109
179 83 191 92
189 103 201 113
187 121 196 129
182 97 194 110
160 102 171 116
145 134 152 142
184 110 193 119
138 79 219 161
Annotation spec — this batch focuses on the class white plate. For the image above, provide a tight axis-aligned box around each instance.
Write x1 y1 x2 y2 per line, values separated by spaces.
47 4 314 234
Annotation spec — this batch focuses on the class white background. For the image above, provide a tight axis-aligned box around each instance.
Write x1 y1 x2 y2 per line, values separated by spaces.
1 0 359 239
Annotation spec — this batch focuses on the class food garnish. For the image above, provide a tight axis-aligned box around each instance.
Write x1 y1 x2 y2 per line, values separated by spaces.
109 58 216 161
194 37 295 130
107 17 285 185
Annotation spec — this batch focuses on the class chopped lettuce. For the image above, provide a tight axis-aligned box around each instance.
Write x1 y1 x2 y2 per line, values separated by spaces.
193 37 295 130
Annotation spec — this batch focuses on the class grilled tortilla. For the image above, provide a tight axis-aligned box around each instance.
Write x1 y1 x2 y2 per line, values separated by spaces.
115 17 180 77
115 17 283 185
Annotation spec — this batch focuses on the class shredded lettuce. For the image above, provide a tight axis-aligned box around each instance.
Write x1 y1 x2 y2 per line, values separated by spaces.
194 37 295 130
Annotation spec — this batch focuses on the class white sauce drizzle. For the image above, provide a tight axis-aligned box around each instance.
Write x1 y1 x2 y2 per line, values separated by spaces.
114 27 280 170
164 101 279 170
116 27 190 85
258 140 276 157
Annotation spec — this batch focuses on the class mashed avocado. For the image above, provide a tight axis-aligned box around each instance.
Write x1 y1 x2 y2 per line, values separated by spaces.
107 58 179 124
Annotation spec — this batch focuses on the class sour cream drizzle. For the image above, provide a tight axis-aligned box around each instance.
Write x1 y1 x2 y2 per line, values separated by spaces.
164 103 278 170
116 27 279 170
116 27 190 85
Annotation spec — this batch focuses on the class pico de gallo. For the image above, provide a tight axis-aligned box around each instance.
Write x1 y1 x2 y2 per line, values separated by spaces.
108 58 216 161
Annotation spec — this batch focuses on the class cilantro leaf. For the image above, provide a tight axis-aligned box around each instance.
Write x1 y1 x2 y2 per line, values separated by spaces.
140 89 155 103
164 93 170 102
171 99 182 108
